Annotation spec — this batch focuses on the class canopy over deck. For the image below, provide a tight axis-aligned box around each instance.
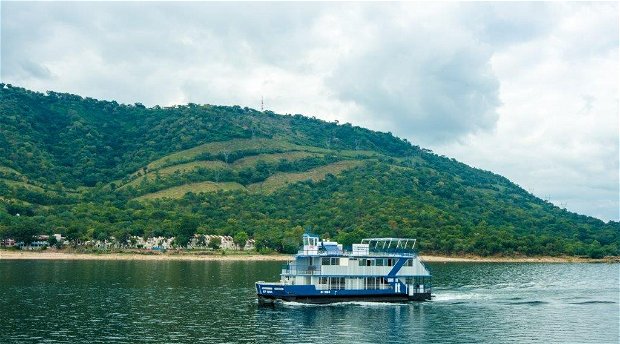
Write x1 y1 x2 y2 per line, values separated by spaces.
361 238 417 253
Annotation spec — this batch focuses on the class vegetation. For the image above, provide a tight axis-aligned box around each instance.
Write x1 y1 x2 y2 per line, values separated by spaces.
0 84 618 258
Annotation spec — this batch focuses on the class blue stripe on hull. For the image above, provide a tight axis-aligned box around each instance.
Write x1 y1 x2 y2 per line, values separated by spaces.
257 293 432 304
256 283 431 303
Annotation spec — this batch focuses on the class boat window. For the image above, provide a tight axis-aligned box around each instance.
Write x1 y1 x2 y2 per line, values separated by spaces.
359 259 366 266
367 259 374 266
319 277 328 284
329 277 345 290
376 259 384 267
331 258 340 265
405 259 413 267
365 277 377 289
322 258 331 265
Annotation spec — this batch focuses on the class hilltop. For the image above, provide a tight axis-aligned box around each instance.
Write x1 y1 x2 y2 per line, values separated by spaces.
0 84 618 257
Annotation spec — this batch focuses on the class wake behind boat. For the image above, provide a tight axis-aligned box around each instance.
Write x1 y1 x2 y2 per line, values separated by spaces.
256 234 432 304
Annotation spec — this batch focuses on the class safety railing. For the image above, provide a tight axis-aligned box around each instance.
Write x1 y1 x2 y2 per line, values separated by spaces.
281 264 321 276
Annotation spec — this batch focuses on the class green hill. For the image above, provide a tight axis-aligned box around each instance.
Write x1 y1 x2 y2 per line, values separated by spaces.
0 84 617 257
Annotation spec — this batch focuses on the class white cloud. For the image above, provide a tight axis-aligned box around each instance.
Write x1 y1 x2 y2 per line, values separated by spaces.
434 2 619 221
1 2 618 220
325 3 501 145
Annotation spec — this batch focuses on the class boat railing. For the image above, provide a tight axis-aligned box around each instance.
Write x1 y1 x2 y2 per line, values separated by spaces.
281 264 321 275
296 249 418 257
367 248 418 256
315 281 394 291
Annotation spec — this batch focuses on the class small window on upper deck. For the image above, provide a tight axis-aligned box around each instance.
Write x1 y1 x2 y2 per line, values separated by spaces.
331 258 339 265
322 257 331 265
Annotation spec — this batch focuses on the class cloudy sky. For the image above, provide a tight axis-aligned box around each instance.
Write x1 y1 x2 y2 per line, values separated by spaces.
1 2 618 221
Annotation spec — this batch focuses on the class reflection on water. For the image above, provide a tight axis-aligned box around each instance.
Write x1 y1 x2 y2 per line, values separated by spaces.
0 260 618 343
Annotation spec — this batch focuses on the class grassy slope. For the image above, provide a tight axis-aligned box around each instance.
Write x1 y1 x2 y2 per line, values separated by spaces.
136 181 246 200
119 160 230 189
114 137 382 197
247 160 365 193
1 179 45 192
145 138 380 171
134 160 366 199
145 138 296 170
232 151 321 169
0 166 22 175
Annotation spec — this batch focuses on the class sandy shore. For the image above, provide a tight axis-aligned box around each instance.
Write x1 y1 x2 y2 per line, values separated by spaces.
0 250 292 261
0 250 616 263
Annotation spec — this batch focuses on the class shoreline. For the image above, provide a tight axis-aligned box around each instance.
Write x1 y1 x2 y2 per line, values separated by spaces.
0 250 291 261
0 250 616 263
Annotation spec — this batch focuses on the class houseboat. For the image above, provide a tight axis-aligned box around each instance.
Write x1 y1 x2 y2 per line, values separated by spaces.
256 234 432 304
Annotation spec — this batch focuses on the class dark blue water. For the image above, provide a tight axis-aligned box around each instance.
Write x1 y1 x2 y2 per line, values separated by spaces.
0 260 618 343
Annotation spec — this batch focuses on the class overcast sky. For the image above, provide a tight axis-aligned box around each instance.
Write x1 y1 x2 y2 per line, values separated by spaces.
1 2 618 221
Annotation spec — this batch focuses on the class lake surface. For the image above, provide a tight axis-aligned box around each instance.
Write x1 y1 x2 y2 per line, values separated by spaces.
0 260 618 343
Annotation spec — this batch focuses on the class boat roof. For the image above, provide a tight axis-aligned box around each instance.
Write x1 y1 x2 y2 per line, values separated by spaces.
296 235 419 258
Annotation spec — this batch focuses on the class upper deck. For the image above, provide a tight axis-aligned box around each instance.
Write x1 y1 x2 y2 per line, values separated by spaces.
297 235 418 258
279 235 431 280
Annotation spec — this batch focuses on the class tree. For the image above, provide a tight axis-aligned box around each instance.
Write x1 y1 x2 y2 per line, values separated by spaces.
174 217 199 248
65 225 85 247
233 231 249 250
47 235 59 249
208 236 221 250
113 230 130 248
197 234 207 247
12 218 41 246
281 226 304 254
0 225 8 240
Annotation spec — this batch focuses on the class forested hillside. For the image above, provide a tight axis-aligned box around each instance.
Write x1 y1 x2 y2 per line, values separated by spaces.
0 84 617 257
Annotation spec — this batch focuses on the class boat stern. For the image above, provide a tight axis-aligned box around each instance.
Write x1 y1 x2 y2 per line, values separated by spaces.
255 282 286 304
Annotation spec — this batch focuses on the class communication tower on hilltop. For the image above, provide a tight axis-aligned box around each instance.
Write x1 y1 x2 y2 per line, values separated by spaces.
261 96 264 111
